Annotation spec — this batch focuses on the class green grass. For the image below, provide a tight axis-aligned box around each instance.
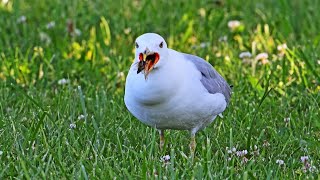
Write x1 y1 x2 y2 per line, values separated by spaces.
0 0 320 178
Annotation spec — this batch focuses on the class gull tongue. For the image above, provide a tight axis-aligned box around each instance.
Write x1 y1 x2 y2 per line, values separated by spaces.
144 60 153 79
143 53 160 79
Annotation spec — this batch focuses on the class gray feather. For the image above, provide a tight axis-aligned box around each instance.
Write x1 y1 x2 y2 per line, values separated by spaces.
183 53 232 104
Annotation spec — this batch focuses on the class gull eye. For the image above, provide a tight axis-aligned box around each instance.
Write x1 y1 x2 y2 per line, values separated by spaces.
135 42 139 48
159 41 163 48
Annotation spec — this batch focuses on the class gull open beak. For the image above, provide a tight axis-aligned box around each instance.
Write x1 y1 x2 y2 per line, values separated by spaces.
137 51 160 79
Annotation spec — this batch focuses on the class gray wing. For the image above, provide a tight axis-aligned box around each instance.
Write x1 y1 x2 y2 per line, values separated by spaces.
183 53 232 104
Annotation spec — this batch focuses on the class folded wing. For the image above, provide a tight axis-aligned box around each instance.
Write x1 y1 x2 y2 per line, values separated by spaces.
183 53 232 104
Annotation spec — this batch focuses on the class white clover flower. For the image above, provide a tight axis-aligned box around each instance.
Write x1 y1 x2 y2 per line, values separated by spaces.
200 42 210 48
161 155 171 165
58 78 70 85
2 0 9 4
255 53 269 64
255 53 268 60
31 141 36 150
242 157 249 163
232 147 237 152
153 170 159 177
277 43 287 57
300 156 309 163
301 162 316 173
117 71 125 79
252 145 260 156
0 151 3 156
284 117 290 123
218 35 227 42
78 114 85 120
228 20 241 31
239 51 252 59
74 28 81 36
46 21 56 29
236 150 248 157
69 123 76 129
302 166 307 173
263 140 270 147
277 43 287 51
198 8 206 17
226 146 232 153
276 159 285 165
17 15 27 23
39 32 51 45
124 27 131 35
162 155 170 161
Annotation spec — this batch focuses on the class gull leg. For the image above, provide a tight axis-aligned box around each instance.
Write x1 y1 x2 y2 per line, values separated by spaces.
158 130 165 150
189 133 196 156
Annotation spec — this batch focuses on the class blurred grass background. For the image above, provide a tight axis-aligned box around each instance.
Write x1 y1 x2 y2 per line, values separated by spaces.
0 0 319 179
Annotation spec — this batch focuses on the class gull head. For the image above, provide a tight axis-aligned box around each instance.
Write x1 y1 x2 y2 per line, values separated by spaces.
135 33 168 79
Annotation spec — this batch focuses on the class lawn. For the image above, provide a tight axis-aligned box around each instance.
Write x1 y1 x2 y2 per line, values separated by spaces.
0 0 319 179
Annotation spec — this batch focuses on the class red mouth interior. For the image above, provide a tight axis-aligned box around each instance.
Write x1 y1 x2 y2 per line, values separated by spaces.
146 53 160 70
139 53 143 61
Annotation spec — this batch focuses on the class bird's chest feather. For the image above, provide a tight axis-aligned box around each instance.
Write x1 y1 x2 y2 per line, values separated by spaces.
126 66 183 106
125 64 212 128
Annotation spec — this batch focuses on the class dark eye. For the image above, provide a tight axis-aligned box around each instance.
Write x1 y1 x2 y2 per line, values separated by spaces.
159 42 163 48
135 42 139 48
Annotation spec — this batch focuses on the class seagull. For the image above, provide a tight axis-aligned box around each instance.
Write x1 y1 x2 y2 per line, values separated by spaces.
124 33 231 153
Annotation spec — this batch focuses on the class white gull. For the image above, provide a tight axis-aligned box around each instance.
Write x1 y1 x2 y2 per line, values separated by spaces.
124 33 232 153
